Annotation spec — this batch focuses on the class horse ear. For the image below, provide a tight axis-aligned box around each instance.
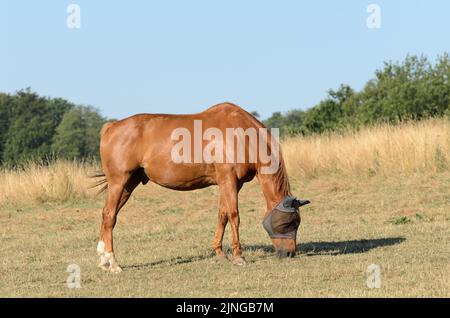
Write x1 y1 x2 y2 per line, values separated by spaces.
292 199 311 208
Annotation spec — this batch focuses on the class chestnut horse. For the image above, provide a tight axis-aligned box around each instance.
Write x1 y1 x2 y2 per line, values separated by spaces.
92 102 309 273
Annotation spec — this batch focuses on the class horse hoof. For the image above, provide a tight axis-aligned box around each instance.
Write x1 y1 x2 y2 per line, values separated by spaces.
232 256 246 266
109 265 123 274
215 255 229 263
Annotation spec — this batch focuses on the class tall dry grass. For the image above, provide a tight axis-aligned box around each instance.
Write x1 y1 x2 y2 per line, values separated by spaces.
0 161 99 208
0 118 449 207
283 118 450 179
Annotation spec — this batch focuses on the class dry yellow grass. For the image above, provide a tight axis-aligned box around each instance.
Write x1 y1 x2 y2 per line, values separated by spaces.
1 118 448 208
0 172 449 297
284 118 450 179
0 161 97 208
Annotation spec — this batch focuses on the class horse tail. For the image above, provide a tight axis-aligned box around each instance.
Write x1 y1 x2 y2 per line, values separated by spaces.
89 170 108 195
100 121 116 138
89 121 117 195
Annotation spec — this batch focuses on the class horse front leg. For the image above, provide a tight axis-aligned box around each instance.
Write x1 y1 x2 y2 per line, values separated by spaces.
218 180 246 266
228 207 245 265
213 207 228 261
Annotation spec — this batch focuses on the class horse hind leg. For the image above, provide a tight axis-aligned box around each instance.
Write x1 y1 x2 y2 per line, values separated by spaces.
117 169 148 211
97 182 123 273
97 170 144 273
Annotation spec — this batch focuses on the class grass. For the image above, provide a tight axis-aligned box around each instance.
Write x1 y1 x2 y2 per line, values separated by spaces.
0 161 96 208
283 118 450 179
389 216 412 225
0 118 449 297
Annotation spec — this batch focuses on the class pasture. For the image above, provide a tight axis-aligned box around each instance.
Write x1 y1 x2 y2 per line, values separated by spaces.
0 119 449 297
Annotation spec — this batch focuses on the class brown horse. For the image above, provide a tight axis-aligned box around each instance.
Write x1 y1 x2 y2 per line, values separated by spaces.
92 102 309 273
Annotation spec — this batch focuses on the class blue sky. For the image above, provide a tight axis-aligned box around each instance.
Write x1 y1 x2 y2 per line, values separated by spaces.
1 0 450 120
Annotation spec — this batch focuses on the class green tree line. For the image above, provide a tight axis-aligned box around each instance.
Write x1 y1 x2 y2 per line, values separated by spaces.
0 89 107 166
264 54 450 136
1 54 449 166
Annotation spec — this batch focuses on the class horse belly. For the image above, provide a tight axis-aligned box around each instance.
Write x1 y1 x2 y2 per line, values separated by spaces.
143 161 217 191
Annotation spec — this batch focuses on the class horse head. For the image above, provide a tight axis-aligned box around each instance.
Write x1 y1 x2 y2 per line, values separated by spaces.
263 196 310 258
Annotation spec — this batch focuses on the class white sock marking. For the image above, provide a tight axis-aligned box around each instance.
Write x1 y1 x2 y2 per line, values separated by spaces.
97 241 105 254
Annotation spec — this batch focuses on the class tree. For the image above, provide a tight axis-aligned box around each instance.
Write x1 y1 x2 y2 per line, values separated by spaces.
301 84 355 134
52 106 106 160
357 55 449 124
2 89 73 166
264 112 288 136
0 93 11 163
250 111 260 118
0 89 107 166
52 107 85 159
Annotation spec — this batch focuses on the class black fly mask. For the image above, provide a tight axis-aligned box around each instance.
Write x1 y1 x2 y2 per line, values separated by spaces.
262 196 310 239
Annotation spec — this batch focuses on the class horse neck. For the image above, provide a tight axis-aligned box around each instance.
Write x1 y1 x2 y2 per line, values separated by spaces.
257 161 291 213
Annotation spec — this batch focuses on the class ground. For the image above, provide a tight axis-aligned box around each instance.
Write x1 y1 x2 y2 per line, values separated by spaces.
1 172 449 297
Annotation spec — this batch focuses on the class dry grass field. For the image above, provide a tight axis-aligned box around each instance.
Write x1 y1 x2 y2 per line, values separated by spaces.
0 119 449 297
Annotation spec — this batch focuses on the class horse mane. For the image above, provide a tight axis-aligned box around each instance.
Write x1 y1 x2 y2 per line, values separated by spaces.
273 150 291 197
236 104 291 198
256 137 291 198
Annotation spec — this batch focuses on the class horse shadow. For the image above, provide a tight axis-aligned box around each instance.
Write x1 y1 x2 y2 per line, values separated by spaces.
123 237 405 270
245 237 406 257
122 254 211 270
